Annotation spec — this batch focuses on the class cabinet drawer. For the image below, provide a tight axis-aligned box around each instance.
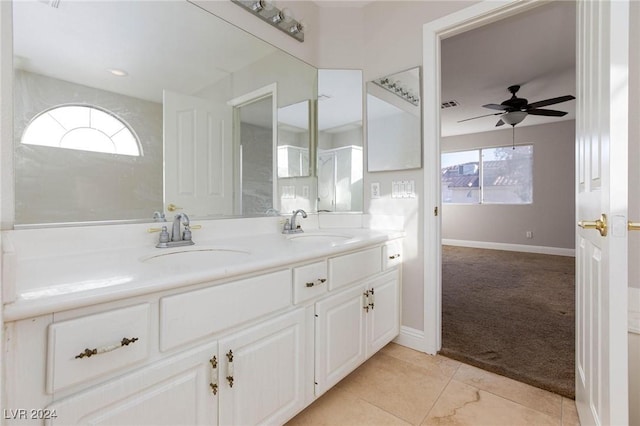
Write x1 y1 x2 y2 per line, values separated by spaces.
160 269 291 351
383 239 403 269
328 247 382 291
293 261 328 304
46 303 151 393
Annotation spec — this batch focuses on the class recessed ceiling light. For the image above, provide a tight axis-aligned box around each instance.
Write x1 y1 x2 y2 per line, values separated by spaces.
108 68 128 77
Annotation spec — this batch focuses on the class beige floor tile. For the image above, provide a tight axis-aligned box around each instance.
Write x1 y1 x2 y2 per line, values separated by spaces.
422 380 561 426
453 363 563 419
286 385 410 426
336 351 452 425
561 398 581 426
381 343 461 378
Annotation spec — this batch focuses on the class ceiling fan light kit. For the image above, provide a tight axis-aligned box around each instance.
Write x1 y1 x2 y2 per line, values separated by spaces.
459 84 575 128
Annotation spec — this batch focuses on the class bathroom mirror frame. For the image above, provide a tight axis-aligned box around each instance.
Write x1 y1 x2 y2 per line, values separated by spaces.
366 66 423 172
10 0 325 228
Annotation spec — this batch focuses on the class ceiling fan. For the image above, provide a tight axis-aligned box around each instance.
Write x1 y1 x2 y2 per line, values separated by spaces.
459 85 575 127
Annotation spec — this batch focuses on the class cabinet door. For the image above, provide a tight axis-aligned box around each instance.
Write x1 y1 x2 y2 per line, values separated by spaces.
315 284 367 396
218 309 305 426
46 342 218 426
366 270 400 357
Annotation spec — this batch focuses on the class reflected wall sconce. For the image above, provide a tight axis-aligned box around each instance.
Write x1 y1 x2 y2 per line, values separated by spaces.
231 0 305 42
373 78 420 106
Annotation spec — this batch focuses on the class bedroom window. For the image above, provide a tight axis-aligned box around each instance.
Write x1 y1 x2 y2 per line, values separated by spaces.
21 105 141 156
442 145 533 204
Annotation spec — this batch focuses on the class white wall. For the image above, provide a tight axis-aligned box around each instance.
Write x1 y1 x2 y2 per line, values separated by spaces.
181 1 481 331
0 0 8 413
441 120 575 251
629 3 639 424
13 71 163 224
362 1 479 331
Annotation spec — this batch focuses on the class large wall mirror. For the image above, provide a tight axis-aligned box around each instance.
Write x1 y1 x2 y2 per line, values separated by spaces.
12 0 318 226
366 67 422 172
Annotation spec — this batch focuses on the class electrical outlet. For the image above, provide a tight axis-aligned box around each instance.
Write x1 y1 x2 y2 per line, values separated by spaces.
302 185 309 198
526 231 533 239
371 182 381 199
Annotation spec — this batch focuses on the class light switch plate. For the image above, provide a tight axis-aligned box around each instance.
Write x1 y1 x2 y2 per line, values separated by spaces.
371 182 380 199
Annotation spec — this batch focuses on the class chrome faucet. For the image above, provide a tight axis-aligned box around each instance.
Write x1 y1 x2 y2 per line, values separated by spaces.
155 213 195 248
283 209 307 234
171 213 193 243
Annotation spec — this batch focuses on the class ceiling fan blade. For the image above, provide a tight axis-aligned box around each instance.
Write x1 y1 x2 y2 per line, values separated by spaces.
457 112 503 123
495 119 505 127
483 103 510 111
527 95 575 109
527 108 568 117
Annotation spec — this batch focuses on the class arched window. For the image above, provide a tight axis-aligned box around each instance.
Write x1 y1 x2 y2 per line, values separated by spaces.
21 105 141 156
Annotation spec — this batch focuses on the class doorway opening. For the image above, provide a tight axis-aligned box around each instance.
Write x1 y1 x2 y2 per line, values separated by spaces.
436 1 576 398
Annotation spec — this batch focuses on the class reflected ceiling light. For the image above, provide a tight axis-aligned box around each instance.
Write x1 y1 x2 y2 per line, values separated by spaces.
107 68 128 77
231 0 305 42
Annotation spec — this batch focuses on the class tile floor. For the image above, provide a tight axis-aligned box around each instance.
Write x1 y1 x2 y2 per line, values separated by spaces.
287 343 580 426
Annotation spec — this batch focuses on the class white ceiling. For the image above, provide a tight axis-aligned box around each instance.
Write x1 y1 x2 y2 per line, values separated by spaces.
13 1 277 104
14 1 576 138
440 1 576 137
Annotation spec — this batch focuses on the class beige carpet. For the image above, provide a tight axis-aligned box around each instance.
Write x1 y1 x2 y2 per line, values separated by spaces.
440 245 575 399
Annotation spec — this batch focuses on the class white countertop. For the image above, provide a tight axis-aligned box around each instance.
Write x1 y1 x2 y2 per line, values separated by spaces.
2 225 403 322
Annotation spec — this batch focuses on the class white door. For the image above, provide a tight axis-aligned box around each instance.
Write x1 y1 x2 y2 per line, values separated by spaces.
575 1 629 425
315 284 366 395
163 90 233 217
366 271 400 358
218 309 305 426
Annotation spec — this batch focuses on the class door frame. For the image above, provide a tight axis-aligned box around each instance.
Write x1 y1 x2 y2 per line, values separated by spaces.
228 83 278 215
422 0 547 355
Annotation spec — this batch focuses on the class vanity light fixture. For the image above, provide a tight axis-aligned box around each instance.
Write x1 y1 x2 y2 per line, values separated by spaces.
373 77 419 106
231 0 305 42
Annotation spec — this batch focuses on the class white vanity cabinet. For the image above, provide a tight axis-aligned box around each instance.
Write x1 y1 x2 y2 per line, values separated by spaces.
218 308 306 425
42 308 305 426
46 341 219 426
314 268 400 396
4 231 404 426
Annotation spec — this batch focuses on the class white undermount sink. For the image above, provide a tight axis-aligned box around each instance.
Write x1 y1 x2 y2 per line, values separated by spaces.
140 247 251 266
286 233 354 244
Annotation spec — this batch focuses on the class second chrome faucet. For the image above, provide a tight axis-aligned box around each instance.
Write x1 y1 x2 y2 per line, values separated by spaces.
282 209 307 234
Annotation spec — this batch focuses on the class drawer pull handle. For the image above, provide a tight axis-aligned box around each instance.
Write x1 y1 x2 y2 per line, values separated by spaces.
305 278 327 288
389 254 401 260
209 355 218 395
75 337 139 359
369 288 375 310
226 350 234 388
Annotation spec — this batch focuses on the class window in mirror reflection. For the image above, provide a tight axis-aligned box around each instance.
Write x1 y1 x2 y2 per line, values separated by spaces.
21 105 141 156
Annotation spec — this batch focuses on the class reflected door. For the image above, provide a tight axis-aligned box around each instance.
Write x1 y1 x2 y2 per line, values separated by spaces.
317 151 336 212
163 90 233 216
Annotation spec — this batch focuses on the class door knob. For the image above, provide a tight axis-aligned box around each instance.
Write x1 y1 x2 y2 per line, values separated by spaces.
578 214 608 237
629 221 640 231
167 203 183 212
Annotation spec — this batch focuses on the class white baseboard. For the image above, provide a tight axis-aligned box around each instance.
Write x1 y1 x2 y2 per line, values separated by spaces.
393 326 428 352
442 239 575 257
